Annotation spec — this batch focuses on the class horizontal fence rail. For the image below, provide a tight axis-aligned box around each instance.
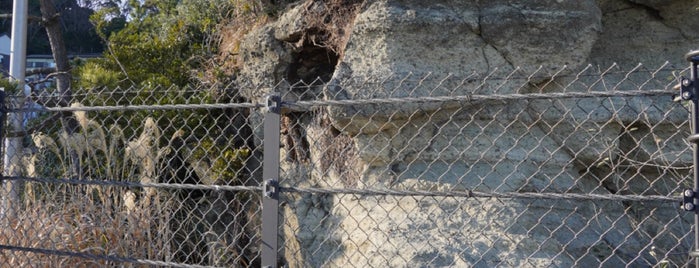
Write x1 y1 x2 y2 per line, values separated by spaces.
0 63 695 267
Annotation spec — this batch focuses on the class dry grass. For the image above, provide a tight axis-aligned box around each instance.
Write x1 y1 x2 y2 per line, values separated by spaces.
216 15 272 78
199 0 278 86
6 107 257 266
5 112 181 266
0 189 177 267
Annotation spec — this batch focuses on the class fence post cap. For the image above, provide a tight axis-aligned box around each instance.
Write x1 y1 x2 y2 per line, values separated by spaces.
685 50 699 63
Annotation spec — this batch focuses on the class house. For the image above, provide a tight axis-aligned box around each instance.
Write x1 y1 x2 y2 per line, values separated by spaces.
26 54 56 89
0 34 10 77
0 33 99 82
0 34 58 82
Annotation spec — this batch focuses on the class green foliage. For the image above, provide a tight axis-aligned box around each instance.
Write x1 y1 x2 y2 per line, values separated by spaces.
89 6 127 41
72 84 220 142
81 0 243 89
70 0 257 151
75 0 294 89
75 59 121 89
0 78 19 95
85 20 188 88
191 138 250 184
59 0 105 54
66 0 268 187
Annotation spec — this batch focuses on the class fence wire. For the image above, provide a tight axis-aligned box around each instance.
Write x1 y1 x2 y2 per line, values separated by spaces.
0 63 694 267
0 82 264 267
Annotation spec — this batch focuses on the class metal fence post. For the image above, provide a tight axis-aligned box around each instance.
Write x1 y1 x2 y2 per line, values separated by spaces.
0 88 4 177
678 50 699 267
261 93 281 268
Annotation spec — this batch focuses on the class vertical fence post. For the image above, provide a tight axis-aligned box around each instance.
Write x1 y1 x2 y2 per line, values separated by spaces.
0 88 4 180
0 87 5 222
2 0 28 223
0 89 4 158
1 90 22 222
261 93 281 268
678 50 699 267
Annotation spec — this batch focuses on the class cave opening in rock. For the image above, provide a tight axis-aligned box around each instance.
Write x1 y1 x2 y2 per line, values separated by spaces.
280 30 342 164
286 33 339 86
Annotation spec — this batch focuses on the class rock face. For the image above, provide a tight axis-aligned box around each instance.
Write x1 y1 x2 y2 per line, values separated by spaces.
235 0 698 267
338 0 600 96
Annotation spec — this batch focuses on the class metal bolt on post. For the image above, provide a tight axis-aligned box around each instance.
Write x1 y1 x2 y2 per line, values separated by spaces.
678 50 699 267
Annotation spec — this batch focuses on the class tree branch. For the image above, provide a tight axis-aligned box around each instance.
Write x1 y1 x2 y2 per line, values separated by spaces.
26 67 57 76
107 44 135 86
40 0 82 178
0 13 52 24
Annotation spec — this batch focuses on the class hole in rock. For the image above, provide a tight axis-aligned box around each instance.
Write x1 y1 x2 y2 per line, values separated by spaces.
286 34 339 86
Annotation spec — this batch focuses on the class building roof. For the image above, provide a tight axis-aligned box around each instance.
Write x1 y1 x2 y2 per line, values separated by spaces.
0 34 10 56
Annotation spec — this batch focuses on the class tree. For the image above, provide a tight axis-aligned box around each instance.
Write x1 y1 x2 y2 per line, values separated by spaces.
0 1 12 35
1 0 104 55
37 0 82 177
57 0 103 53
80 0 237 89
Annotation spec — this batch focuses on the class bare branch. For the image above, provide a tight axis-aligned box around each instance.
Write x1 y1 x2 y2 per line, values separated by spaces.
26 67 57 76
25 71 71 92
107 44 135 86
0 13 51 24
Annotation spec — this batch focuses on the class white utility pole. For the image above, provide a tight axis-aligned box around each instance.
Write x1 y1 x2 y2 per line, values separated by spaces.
2 0 28 220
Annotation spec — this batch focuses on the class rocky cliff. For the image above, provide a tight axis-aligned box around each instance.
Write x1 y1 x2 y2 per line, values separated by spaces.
234 0 699 266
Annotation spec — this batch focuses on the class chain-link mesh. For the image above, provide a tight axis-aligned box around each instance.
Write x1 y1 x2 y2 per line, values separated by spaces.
0 62 694 267
276 63 692 267
0 83 264 267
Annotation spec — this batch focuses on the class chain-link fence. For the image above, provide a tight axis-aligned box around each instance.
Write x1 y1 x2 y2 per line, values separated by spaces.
0 62 694 267
0 84 264 267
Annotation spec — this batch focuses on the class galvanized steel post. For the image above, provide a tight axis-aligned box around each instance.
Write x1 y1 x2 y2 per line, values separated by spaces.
678 50 699 267
261 93 281 268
